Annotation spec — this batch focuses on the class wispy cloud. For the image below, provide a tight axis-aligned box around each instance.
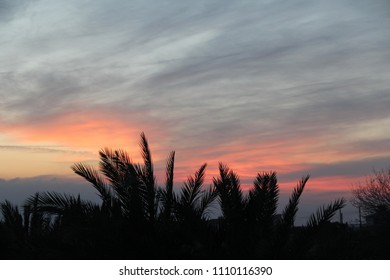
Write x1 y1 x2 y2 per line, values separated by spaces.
0 0 389 187
0 145 91 155
279 155 390 182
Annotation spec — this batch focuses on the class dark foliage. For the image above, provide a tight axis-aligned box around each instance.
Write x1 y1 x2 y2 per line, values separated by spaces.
1 133 388 259
351 167 390 215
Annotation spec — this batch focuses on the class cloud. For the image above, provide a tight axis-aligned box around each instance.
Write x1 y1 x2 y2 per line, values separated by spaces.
3 108 171 152
0 0 31 22
0 175 99 206
280 155 390 182
0 0 389 189
0 145 91 155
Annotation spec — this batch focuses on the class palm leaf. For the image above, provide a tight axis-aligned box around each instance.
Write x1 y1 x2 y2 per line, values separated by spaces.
0 200 23 228
99 148 123 189
99 148 134 189
280 175 310 228
26 191 98 215
165 151 175 198
197 185 217 219
159 151 175 220
71 162 112 207
180 163 207 207
174 163 207 223
213 163 245 224
247 171 279 226
306 198 346 228
213 163 231 209
23 193 53 235
139 132 157 222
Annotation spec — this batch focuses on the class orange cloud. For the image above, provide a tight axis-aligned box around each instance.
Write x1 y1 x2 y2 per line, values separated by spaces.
0 108 171 178
0 107 381 195
2 108 169 153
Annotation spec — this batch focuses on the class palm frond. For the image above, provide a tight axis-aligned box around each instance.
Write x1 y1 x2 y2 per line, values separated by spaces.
213 163 230 207
213 163 245 224
180 163 207 208
114 148 132 165
306 198 346 228
29 192 79 213
140 132 154 180
197 185 217 219
159 151 175 220
22 203 32 234
0 200 23 228
247 171 279 225
23 193 52 235
99 147 122 189
228 167 244 208
26 192 98 215
98 148 137 199
280 175 310 228
71 162 112 206
165 151 175 196
139 132 157 222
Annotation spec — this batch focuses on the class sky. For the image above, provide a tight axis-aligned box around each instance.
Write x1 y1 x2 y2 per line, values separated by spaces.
1 0 390 223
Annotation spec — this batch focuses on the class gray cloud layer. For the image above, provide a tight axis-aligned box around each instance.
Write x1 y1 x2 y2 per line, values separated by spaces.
1 0 389 182
0 175 96 204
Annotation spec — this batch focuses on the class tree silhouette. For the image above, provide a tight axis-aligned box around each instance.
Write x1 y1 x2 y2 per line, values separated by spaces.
351 167 390 216
0 133 353 259
212 163 345 258
69 133 159 225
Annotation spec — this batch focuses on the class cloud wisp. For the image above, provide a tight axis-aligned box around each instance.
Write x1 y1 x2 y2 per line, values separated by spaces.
0 0 389 192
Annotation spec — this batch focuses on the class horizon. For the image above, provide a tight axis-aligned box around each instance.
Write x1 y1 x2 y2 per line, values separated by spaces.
1 0 389 225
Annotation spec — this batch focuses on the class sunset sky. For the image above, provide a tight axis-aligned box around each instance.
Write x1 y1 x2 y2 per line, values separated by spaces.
1 0 389 223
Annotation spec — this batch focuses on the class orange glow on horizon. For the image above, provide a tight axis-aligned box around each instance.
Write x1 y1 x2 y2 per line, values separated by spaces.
0 109 381 195
4 113 142 150
0 109 170 179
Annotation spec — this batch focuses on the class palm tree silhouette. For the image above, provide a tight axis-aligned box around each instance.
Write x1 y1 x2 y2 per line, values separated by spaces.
0 196 54 258
212 163 345 258
69 133 159 225
23 133 217 258
0 132 348 259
